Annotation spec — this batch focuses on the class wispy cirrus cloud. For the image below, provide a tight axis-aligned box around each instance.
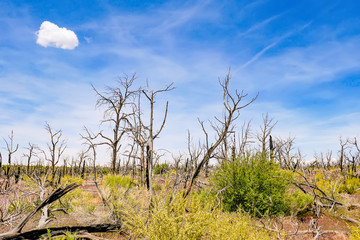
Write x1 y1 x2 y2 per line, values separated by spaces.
236 36 360 92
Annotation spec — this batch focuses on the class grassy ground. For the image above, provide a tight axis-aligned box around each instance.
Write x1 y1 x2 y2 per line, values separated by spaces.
1 170 360 239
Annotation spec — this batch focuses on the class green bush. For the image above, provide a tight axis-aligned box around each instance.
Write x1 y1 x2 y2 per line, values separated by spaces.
339 177 360 194
285 189 313 216
123 191 274 240
152 183 162 191
213 154 293 217
154 163 169 175
104 174 135 189
61 175 84 185
314 172 342 197
349 224 360 240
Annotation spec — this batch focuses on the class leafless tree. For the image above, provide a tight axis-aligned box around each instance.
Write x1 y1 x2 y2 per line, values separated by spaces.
273 136 298 169
214 128 236 164
184 70 257 198
81 127 100 181
76 150 88 175
141 81 175 191
23 143 37 175
256 113 277 155
325 150 333 169
42 122 67 185
186 130 202 173
349 137 360 174
128 94 148 185
238 120 253 156
121 140 138 176
92 74 138 173
4 131 18 167
3 131 19 190
0 183 79 238
338 137 349 174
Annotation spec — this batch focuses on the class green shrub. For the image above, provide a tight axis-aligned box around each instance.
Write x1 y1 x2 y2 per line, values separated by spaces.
104 174 135 189
349 224 360 240
61 175 84 185
213 154 293 217
315 172 342 197
154 163 169 175
123 191 274 240
339 177 360 194
191 189 217 206
285 189 313 216
152 183 162 191
46 231 78 240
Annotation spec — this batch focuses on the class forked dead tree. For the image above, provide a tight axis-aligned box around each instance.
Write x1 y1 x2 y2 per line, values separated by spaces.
42 122 66 185
3 131 19 190
184 130 203 185
349 137 360 174
129 94 148 185
183 70 257 198
23 143 37 175
81 127 100 181
256 113 277 155
238 120 253 156
92 73 138 173
338 137 349 174
139 81 174 190
274 136 298 169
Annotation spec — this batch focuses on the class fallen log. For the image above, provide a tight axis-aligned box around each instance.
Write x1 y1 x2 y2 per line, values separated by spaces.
0 183 79 238
0 223 122 240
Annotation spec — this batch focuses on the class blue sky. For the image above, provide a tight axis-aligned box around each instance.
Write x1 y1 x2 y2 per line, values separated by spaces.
1 0 360 164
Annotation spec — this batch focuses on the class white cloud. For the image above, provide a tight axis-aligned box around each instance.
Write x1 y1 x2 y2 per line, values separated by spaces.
36 21 79 50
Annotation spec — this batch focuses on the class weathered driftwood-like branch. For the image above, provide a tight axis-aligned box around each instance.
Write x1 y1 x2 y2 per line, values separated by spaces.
0 183 79 238
340 215 360 225
0 223 122 240
294 170 360 209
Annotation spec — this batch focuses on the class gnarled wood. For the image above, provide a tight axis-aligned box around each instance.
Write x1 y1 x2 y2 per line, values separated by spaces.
0 183 79 237
0 223 122 240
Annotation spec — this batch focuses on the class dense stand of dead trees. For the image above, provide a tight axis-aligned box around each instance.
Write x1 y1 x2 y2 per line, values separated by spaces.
3 71 360 239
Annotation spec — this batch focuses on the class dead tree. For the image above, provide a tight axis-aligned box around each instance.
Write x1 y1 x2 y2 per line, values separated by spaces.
185 130 202 182
23 143 37 175
0 223 122 240
76 150 88 176
42 122 66 185
273 136 298 169
141 81 175 191
81 127 101 181
338 137 349 174
325 150 333 169
92 73 138 173
350 137 360 174
3 131 19 190
293 168 360 214
129 94 148 185
122 140 137 176
256 113 277 156
81 128 108 206
238 120 253 156
183 70 257 198
4 131 18 167
0 183 79 238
